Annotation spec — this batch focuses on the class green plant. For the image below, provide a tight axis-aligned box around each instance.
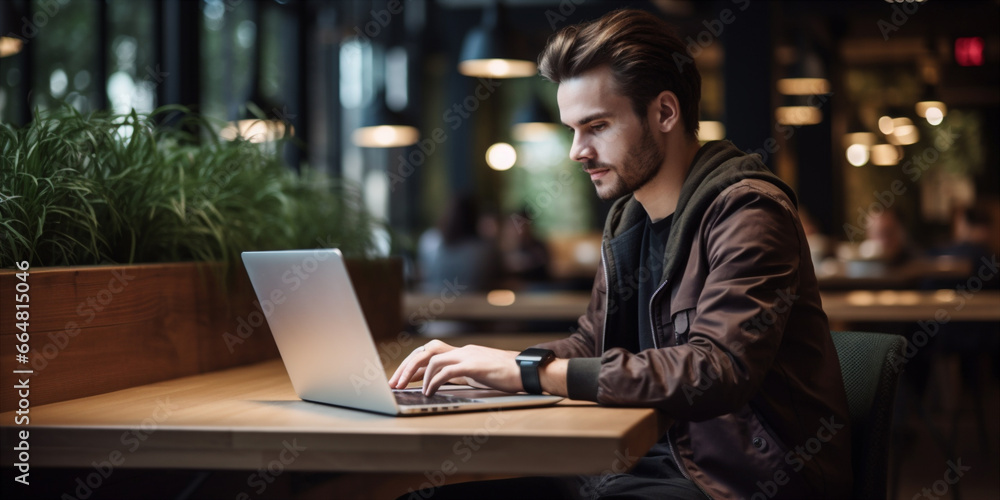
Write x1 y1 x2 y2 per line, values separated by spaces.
1 106 383 268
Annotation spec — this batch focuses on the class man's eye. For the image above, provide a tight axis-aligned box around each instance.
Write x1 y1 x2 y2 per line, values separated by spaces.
592 123 606 131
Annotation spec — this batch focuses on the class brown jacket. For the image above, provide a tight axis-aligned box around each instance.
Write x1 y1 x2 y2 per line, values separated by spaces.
536 141 852 499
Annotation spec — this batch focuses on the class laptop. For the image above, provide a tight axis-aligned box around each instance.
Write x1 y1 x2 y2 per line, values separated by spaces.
241 249 563 416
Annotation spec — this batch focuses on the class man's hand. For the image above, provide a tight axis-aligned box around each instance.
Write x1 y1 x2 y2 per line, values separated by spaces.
389 340 523 396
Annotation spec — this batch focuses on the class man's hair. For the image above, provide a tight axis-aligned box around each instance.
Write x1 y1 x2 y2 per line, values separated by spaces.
538 9 701 138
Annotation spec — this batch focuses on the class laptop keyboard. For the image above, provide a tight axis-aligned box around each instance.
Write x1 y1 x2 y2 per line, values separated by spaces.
394 391 476 406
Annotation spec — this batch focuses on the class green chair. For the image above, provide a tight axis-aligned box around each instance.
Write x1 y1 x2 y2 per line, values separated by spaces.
831 331 907 500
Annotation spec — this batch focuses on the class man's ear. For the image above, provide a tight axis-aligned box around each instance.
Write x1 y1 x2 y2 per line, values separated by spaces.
650 90 682 134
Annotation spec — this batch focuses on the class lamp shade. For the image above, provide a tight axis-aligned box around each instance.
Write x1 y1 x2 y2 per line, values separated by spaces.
0 38 22 57
352 124 419 148
352 92 419 148
458 4 536 78
915 83 946 126
775 34 828 127
220 119 291 143
219 95 295 144
512 94 559 142
777 78 829 96
841 109 875 166
220 101 294 143
915 101 946 118
0 1 25 58
775 106 822 125
777 40 829 97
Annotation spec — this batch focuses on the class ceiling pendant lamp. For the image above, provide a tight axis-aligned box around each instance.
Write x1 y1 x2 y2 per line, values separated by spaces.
915 85 947 126
219 5 293 144
0 1 25 58
775 106 823 126
0 36 22 58
352 91 419 148
458 3 536 79
842 111 876 167
219 101 294 144
511 93 559 142
776 40 829 97
775 34 828 126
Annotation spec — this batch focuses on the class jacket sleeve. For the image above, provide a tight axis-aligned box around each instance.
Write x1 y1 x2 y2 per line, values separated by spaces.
594 182 803 421
531 265 604 359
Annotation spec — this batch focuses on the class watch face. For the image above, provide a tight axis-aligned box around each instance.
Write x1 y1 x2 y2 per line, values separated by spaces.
518 348 554 363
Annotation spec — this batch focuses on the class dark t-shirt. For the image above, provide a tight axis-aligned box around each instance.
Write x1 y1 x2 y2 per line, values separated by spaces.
636 212 676 461
638 213 674 352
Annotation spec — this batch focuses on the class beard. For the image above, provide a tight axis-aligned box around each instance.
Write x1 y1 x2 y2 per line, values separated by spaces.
585 123 664 201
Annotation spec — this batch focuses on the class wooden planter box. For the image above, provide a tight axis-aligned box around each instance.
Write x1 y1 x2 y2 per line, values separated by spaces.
0 258 401 411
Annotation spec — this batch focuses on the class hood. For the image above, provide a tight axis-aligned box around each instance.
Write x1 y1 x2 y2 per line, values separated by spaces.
602 140 798 285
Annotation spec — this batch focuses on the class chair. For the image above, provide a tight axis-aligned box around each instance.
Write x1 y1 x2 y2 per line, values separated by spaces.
830 330 907 500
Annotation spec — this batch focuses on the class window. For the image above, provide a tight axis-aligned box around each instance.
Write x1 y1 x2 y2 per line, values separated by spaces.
107 0 156 115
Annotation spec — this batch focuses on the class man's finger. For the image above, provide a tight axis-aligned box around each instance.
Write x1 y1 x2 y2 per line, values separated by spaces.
389 345 423 385
422 353 460 395
391 344 433 389
388 355 413 386
424 363 462 396
409 367 426 386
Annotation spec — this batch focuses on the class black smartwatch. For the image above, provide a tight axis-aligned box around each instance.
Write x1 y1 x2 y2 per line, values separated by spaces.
516 348 556 395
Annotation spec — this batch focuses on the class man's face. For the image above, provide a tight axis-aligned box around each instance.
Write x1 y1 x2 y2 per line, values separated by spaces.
557 66 664 201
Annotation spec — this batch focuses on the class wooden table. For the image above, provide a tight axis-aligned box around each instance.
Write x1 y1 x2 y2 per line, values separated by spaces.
0 359 666 476
405 290 1000 323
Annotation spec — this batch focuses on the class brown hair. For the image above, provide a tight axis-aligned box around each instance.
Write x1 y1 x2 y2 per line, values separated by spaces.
538 9 701 137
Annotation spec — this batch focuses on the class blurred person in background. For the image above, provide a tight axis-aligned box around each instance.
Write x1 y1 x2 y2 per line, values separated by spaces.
927 203 997 275
417 194 501 294
498 209 551 289
862 208 917 268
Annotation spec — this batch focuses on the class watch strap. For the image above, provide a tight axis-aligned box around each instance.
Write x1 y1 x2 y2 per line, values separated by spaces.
517 348 554 395
519 359 543 394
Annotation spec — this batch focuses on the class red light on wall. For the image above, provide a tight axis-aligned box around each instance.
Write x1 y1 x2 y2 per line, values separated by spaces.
955 37 984 67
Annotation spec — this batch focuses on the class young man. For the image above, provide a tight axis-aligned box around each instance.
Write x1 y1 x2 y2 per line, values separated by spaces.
391 9 852 499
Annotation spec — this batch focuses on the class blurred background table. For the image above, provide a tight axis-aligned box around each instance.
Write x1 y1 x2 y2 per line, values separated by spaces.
404 290 1000 326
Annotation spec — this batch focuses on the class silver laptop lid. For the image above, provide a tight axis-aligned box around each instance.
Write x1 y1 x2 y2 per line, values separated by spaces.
241 249 399 414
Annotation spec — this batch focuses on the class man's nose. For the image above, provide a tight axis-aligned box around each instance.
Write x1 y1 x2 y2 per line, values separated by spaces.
569 134 595 163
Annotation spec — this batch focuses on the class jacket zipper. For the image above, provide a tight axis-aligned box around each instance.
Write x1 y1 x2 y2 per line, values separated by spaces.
600 245 610 353
648 279 668 349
